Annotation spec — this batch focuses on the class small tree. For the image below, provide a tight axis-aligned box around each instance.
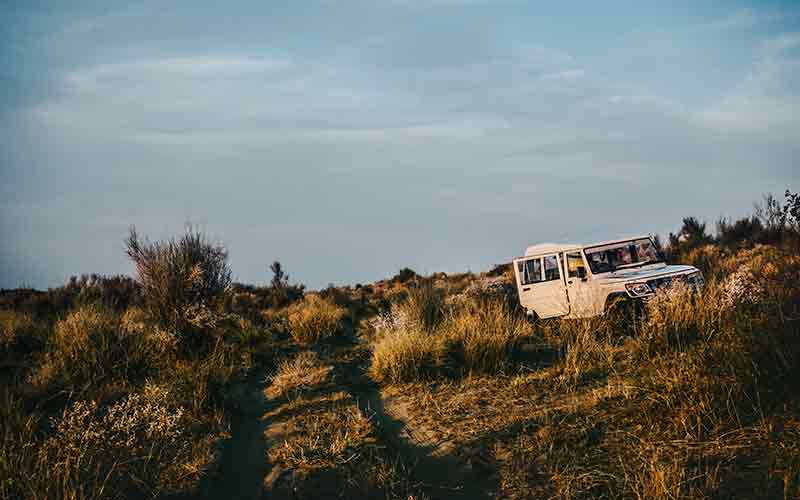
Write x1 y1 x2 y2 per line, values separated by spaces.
267 260 304 308
782 189 800 233
125 226 231 338
667 216 712 260
270 261 289 291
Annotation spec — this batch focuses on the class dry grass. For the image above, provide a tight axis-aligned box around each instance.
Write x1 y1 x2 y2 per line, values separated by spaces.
0 383 221 500
547 317 619 390
2 222 799 499
1 304 242 500
287 294 347 345
400 280 445 332
370 246 800 499
267 389 426 499
30 304 165 392
369 293 530 383
270 391 374 471
369 325 443 384
264 353 427 499
441 300 530 375
268 351 333 398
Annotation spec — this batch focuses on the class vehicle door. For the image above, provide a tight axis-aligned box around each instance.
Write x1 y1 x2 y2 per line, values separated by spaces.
564 251 595 317
513 254 569 318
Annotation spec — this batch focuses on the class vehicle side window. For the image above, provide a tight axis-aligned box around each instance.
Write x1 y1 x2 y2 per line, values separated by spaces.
566 252 586 278
517 258 542 285
543 255 560 281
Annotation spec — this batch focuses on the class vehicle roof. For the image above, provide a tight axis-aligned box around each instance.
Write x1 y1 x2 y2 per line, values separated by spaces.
522 234 652 258
524 243 581 256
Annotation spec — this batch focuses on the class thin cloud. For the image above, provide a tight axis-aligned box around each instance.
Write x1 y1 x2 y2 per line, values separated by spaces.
541 69 585 81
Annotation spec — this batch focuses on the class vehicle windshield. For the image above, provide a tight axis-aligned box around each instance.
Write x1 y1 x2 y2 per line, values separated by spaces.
583 238 661 274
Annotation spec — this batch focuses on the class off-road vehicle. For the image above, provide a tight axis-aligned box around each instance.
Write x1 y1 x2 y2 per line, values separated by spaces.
512 235 704 319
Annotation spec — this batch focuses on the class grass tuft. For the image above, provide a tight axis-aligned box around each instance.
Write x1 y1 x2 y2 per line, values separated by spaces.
287 295 347 345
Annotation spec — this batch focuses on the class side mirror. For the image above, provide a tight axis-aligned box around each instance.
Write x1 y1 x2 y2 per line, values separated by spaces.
577 267 587 279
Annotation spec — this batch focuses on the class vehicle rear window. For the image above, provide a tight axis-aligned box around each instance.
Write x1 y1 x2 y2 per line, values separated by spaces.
543 255 560 281
517 258 542 285
566 252 586 277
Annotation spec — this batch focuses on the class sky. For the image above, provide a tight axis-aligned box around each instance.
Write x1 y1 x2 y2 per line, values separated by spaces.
1 0 799 290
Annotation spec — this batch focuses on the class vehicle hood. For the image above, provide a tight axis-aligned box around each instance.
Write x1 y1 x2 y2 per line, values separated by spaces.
595 263 697 284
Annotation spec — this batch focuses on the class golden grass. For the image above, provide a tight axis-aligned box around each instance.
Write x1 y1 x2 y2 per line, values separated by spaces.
441 300 529 375
29 304 165 391
270 391 374 471
400 280 445 332
268 351 333 398
0 383 223 500
369 295 530 382
369 325 443 384
0 310 34 341
287 294 347 345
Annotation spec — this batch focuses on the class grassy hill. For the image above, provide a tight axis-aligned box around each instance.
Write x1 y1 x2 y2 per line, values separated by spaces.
1 193 799 499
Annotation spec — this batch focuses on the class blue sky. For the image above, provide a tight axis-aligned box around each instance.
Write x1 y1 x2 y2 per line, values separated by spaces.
1 0 799 289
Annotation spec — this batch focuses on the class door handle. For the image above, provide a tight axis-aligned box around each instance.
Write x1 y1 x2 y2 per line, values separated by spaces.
522 287 530 291
567 280 573 284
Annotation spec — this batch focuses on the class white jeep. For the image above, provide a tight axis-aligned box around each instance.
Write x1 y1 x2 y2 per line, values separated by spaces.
512 235 704 319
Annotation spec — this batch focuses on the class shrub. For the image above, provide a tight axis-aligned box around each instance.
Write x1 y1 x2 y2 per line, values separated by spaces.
165 339 240 417
716 216 765 249
684 244 726 280
286 295 346 345
62 273 141 312
125 226 231 339
268 261 306 308
0 384 194 500
0 311 49 368
392 267 418 284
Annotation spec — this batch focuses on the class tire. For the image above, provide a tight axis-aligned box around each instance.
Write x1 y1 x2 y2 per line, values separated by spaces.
604 294 641 331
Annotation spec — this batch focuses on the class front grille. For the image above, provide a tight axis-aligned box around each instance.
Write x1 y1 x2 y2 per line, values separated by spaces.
647 275 677 291
647 273 704 292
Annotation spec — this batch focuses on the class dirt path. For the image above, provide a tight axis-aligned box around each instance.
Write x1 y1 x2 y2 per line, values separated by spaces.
199 333 500 499
198 367 272 500
331 341 498 499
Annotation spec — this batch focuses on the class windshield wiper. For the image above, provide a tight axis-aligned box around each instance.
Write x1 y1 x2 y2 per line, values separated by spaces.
614 260 656 271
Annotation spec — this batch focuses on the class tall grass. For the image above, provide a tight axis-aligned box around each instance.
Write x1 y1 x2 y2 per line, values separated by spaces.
369 324 443 384
369 294 527 382
401 279 445 332
286 294 347 345
441 300 528 375
30 304 165 393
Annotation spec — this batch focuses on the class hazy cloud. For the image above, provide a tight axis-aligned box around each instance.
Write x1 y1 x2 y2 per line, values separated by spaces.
2 1 799 289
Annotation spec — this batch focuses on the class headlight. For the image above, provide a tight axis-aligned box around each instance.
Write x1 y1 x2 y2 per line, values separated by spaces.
625 283 654 297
